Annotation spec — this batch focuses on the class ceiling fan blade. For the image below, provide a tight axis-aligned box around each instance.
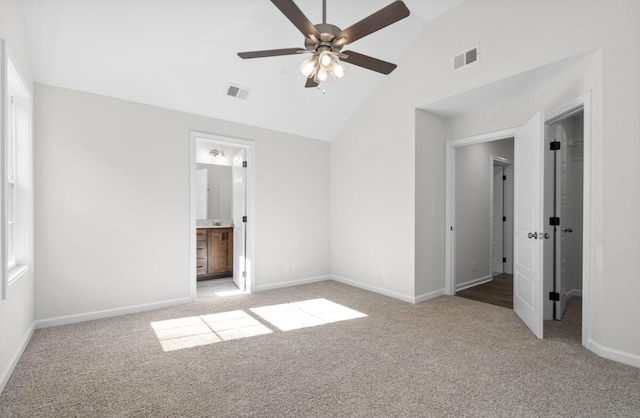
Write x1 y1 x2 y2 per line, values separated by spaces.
341 51 397 74
271 0 320 39
238 48 306 59
334 1 410 47
305 78 319 88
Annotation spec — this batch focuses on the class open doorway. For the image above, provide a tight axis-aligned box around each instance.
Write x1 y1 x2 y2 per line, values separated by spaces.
543 109 584 342
190 132 255 300
491 158 514 277
452 138 515 309
445 94 591 345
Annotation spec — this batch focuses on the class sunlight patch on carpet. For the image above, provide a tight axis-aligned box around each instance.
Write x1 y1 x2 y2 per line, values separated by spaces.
151 310 271 351
250 298 367 331
150 299 366 351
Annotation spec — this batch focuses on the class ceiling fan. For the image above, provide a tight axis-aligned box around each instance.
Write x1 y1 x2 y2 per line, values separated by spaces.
237 0 410 88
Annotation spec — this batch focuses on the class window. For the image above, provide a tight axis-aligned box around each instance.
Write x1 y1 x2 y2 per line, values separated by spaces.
7 91 16 270
1 40 32 299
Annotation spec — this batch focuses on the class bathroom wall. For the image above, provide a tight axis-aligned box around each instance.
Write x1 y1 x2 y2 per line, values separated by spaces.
196 163 232 220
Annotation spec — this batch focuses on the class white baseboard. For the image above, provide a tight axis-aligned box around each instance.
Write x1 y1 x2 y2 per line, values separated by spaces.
567 288 583 298
253 275 330 292
414 288 446 303
456 275 492 292
330 275 418 303
588 339 640 369
0 322 35 395
35 297 191 328
256 274 444 305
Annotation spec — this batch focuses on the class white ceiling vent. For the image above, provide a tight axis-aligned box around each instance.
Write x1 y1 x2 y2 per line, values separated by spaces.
226 84 250 100
454 46 479 70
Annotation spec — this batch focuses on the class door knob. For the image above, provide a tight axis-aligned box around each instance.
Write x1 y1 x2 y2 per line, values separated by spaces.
527 232 550 239
562 227 573 233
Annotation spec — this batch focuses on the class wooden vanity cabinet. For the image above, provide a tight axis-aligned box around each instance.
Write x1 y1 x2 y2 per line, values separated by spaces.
196 227 233 280
196 229 209 276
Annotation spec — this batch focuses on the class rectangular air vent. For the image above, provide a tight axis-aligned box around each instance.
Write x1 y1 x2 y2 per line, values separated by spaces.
226 84 250 100
454 46 479 70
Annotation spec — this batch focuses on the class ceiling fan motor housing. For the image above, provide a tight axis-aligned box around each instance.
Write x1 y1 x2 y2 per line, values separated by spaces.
305 23 344 53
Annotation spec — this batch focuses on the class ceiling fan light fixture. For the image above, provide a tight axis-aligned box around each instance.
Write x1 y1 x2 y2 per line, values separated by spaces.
303 49 343 83
314 68 328 83
318 50 334 68
299 56 317 77
331 60 345 79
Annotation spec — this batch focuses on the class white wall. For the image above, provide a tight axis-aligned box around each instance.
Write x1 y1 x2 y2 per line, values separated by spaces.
415 110 446 299
34 84 330 320
196 163 232 220
331 0 640 362
330 95 416 301
0 0 35 393
454 139 513 288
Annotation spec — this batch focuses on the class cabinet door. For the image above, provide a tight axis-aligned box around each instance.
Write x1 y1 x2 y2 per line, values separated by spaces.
196 229 208 276
207 229 228 274
225 228 234 272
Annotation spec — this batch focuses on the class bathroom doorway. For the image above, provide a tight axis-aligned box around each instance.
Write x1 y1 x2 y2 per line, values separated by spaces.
190 132 255 300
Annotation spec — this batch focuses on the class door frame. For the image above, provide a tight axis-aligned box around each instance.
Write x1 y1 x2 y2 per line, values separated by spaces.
189 131 256 300
490 156 513 277
544 93 591 347
231 148 247 292
445 128 517 296
444 92 591 347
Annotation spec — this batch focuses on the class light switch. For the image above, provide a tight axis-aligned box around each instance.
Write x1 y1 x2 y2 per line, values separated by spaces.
429 206 437 218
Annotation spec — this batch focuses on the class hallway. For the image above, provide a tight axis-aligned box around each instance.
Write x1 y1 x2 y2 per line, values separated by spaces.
456 274 513 309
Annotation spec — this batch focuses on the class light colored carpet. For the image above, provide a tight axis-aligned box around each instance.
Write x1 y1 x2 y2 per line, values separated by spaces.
1 281 638 417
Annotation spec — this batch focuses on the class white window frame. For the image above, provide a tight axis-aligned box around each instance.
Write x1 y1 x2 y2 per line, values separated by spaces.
1 39 33 299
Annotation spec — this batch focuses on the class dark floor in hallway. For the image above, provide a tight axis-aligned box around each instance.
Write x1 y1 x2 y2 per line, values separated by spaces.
456 273 513 309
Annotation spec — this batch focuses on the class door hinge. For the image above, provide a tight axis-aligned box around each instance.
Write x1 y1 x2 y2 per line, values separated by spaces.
503 175 506 181
450 226 453 231
549 292 560 301
242 271 246 278
243 161 247 168
549 217 560 226
503 216 507 222
242 216 247 223
502 257 507 263
550 141 561 151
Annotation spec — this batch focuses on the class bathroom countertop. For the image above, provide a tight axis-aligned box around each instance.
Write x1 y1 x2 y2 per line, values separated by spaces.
197 225 233 229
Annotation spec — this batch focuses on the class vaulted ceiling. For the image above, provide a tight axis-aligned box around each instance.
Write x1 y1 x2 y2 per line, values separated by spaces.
18 0 463 141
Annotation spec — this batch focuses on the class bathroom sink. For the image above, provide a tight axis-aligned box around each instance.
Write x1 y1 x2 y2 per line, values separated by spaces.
197 220 233 228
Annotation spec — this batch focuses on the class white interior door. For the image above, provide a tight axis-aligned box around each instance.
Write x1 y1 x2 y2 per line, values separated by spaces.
196 169 208 220
514 112 545 338
492 165 504 274
555 135 568 319
232 149 247 291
